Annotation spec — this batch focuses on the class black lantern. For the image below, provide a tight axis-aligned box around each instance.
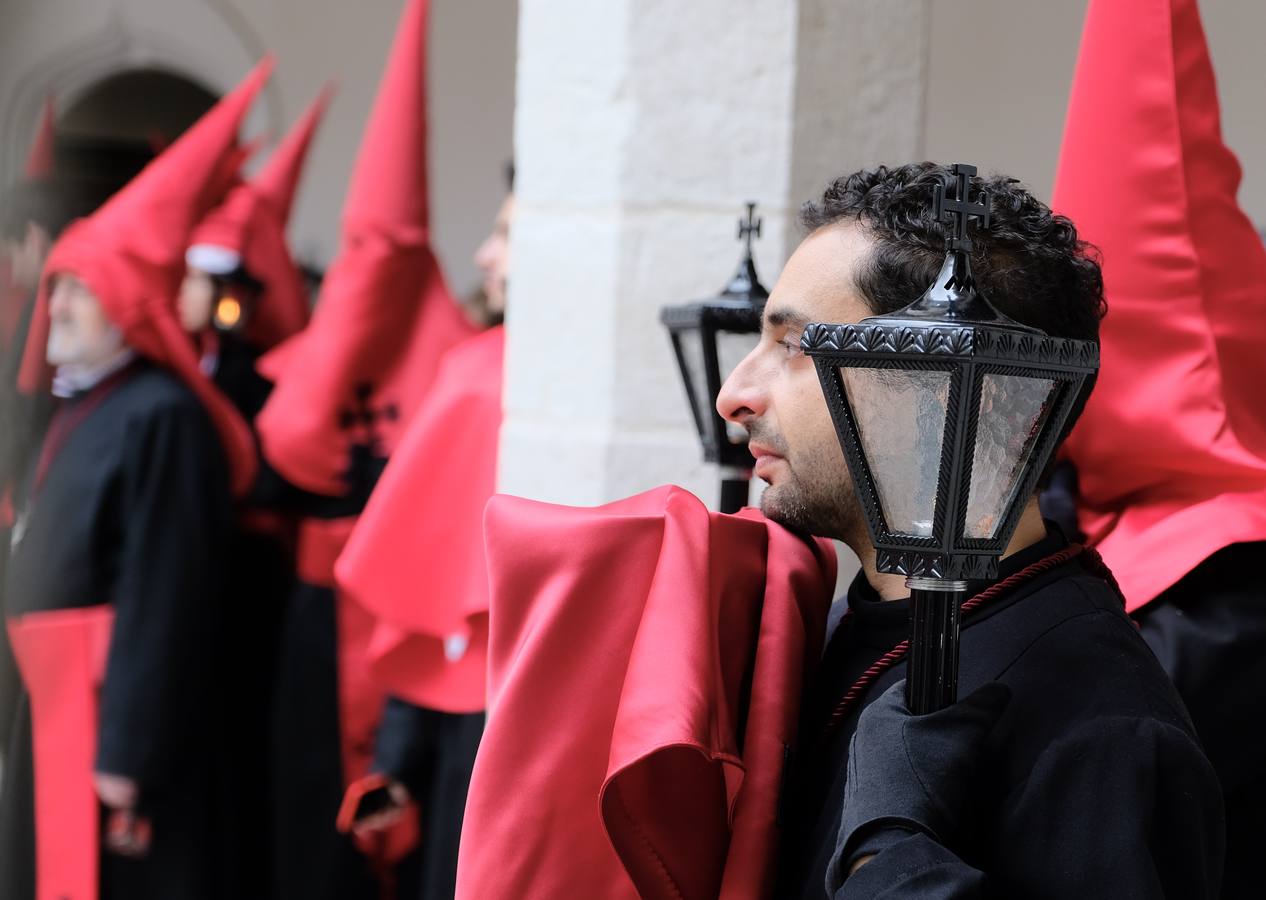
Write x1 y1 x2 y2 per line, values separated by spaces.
661 202 770 513
802 164 1099 713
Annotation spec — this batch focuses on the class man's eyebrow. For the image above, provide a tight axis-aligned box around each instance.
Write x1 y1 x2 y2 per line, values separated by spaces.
763 307 811 332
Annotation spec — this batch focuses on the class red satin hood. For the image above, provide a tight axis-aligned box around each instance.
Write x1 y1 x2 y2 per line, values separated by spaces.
17 58 273 495
1053 0 1266 609
188 87 331 349
456 486 836 899
255 0 474 496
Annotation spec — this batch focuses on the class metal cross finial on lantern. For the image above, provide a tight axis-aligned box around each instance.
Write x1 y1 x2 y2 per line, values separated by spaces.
660 201 771 513
935 163 990 252
801 163 1099 713
739 201 761 250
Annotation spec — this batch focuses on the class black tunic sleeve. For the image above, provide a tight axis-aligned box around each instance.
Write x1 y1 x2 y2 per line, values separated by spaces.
94 399 232 793
834 831 986 899
833 716 1225 899
372 696 436 794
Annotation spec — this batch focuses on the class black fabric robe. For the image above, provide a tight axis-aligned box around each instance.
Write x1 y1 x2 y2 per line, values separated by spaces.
0 289 53 755
779 527 1225 899
269 454 387 900
1135 541 1266 900
372 696 484 900
208 333 297 899
0 363 236 900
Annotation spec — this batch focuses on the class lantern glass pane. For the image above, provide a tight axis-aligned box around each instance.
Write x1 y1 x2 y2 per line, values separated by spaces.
964 373 1058 539
673 329 711 441
840 366 951 538
718 330 760 445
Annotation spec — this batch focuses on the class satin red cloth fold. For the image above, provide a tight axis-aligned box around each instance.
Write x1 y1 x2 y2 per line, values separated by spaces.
1053 0 1266 609
456 486 835 900
7 606 115 900
335 326 503 714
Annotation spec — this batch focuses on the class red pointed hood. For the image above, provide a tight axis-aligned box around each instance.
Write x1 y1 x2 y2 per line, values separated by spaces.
255 0 475 496
19 58 274 496
1053 0 1266 609
188 87 332 349
334 326 504 713
456 487 836 898
24 97 57 179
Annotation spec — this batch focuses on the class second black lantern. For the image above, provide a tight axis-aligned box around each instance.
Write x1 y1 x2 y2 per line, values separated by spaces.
660 202 770 513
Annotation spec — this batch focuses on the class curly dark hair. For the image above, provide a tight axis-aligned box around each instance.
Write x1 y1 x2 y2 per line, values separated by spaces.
800 162 1105 343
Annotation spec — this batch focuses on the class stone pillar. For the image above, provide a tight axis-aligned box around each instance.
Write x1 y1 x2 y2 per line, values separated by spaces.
501 0 931 509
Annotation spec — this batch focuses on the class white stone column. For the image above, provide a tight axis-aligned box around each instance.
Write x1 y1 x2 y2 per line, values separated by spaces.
501 0 931 510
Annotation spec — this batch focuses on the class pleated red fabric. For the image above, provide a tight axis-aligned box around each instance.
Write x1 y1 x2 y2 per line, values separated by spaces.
457 487 836 900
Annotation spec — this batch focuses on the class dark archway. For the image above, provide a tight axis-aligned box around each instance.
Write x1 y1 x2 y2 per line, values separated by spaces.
57 68 218 188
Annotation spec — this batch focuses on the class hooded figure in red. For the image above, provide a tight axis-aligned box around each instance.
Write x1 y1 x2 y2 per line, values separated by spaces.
0 59 271 900
331 324 502 897
262 3 475 899
455 486 837 900
184 86 330 354
256 0 474 498
18 61 272 497
1054 1 1266 893
179 87 331 897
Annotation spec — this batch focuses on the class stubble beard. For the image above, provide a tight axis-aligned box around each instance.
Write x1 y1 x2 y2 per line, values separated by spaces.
759 451 866 546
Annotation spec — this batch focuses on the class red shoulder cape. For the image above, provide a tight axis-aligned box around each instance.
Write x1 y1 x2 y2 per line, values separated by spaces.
456 487 836 899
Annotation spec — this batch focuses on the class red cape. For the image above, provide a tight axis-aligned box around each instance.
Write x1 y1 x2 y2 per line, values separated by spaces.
335 326 503 713
456 487 836 899
7 607 115 900
1053 0 1266 609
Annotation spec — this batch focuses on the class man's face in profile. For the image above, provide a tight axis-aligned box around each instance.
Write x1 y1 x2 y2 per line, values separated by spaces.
716 221 875 546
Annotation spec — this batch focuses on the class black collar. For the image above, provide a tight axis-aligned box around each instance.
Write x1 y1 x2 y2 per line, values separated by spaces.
842 523 1070 650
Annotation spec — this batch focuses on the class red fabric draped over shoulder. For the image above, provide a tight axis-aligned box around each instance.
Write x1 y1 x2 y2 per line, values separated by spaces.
457 487 835 900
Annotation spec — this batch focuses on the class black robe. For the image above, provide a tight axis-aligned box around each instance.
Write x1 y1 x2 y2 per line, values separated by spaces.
1135 541 1266 900
372 696 484 900
0 363 235 900
0 289 53 755
269 448 390 900
208 333 297 900
779 527 1225 899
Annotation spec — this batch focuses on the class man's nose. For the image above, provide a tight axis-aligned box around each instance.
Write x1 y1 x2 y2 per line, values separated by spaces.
717 348 766 429
47 285 70 318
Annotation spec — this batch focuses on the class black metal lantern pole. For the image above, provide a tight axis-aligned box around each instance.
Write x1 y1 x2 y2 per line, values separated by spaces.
660 203 771 514
803 164 1100 714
